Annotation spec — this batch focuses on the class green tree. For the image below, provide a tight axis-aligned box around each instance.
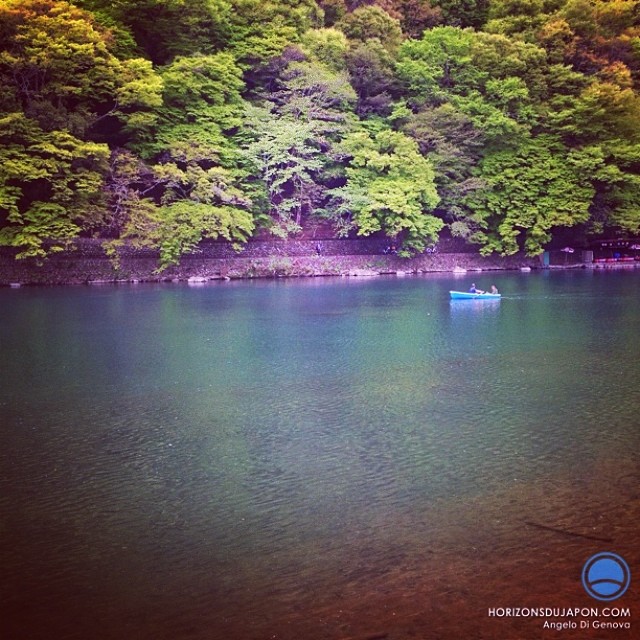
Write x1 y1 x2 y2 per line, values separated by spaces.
0 112 109 258
0 0 163 141
301 28 350 71
136 53 246 161
568 141 640 236
397 27 546 141
330 128 442 253
336 5 404 53
240 54 356 236
101 149 152 238
0 0 121 135
485 0 548 39
109 164 255 271
277 59 357 121
106 53 255 267
464 136 598 255
544 80 640 145
228 0 323 66
346 41 400 116
241 105 327 237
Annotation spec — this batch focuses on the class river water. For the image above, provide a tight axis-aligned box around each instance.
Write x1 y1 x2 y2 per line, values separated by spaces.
1 270 639 639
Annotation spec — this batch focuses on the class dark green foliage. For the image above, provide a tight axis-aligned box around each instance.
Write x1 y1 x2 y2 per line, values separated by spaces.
432 0 489 29
74 0 234 64
402 103 485 225
346 41 400 116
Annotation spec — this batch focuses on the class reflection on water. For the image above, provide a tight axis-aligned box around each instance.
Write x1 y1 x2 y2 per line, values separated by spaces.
1 271 639 639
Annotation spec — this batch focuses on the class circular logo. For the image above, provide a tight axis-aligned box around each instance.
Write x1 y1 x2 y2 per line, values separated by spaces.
582 552 631 601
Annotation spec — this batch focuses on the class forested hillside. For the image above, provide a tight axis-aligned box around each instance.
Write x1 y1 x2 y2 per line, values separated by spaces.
1 0 639 267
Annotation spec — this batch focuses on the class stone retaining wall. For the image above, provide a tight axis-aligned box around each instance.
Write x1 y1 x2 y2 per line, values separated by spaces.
0 238 540 285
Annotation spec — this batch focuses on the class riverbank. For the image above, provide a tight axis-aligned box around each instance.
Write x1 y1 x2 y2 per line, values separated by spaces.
0 238 542 285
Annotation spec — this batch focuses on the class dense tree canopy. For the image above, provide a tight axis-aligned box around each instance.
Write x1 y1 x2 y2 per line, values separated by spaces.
1 0 639 266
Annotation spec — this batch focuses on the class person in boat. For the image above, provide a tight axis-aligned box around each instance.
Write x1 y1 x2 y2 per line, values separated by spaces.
490 285 498 294
469 283 485 294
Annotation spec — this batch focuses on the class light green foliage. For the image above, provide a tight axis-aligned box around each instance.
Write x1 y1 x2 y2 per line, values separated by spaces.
464 136 597 255
160 54 245 121
116 59 164 111
120 201 254 272
470 31 549 101
331 129 442 253
397 27 546 140
113 58 164 141
449 91 529 140
397 27 549 100
240 56 356 236
0 112 109 258
136 53 246 161
280 60 357 121
106 52 255 267
397 26 477 103
545 81 640 144
228 27 300 68
228 0 323 65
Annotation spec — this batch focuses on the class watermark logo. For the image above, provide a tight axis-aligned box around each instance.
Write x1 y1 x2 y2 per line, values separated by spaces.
582 552 631 602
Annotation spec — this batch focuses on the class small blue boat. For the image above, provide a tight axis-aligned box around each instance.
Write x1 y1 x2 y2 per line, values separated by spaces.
450 291 501 300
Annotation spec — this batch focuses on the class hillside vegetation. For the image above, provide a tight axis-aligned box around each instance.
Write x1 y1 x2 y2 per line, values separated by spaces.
1 0 639 267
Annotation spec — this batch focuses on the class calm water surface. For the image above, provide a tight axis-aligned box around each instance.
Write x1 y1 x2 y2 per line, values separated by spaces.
1 271 639 639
